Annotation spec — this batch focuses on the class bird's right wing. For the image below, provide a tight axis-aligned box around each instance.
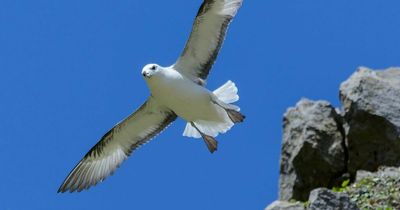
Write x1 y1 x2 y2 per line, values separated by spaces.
58 97 176 193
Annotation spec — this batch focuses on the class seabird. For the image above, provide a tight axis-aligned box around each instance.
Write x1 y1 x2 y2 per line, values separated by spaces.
58 0 244 193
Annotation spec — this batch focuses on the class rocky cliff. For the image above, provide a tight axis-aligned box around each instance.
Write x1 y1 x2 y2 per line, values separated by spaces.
266 67 400 210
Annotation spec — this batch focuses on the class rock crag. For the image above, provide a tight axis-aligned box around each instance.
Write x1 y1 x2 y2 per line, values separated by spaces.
266 67 400 210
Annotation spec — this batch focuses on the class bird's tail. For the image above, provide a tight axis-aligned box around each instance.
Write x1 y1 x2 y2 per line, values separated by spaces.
213 80 245 123
183 80 244 139
213 80 239 108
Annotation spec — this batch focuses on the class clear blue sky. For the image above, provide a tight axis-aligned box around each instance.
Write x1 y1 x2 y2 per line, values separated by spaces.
1 0 399 209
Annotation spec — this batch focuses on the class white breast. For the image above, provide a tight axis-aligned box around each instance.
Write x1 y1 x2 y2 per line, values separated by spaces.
145 68 223 122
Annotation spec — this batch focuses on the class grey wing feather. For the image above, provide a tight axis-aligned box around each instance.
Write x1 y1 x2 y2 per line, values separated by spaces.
173 0 243 84
58 98 176 193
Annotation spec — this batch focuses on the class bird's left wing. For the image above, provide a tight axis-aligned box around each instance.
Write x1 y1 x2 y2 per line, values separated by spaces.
58 97 176 193
173 0 243 85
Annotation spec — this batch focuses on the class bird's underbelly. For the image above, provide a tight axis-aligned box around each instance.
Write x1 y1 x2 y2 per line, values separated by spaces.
149 76 224 122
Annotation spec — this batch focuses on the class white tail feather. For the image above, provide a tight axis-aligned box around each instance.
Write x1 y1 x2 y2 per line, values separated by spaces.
183 123 201 138
183 80 241 138
213 80 239 104
183 120 234 138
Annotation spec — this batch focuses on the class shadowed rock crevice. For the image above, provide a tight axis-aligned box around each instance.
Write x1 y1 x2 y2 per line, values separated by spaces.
345 107 400 174
331 111 351 185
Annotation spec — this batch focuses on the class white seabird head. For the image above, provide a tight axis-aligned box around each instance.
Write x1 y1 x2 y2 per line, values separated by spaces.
142 64 161 78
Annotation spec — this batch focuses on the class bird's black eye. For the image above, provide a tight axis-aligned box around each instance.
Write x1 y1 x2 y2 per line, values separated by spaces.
150 65 157 70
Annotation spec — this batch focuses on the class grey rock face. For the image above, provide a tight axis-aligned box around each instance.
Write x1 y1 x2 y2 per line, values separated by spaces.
308 188 359 210
279 99 346 201
356 166 400 182
265 201 305 210
340 67 400 174
267 67 400 210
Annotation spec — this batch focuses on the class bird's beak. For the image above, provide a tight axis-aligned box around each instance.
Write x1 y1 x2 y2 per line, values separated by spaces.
142 71 150 78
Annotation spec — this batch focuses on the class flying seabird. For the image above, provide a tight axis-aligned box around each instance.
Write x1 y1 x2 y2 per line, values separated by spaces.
58 0 244 193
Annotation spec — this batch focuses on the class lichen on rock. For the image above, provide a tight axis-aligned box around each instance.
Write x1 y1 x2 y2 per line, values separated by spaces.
344 167 400 210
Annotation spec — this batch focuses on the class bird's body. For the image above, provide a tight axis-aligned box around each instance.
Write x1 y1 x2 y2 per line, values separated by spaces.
145 65 223 123
59 0 244 193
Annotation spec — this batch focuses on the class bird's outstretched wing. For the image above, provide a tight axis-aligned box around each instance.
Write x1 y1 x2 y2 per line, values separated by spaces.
173 0 243 84
58 97 176 193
